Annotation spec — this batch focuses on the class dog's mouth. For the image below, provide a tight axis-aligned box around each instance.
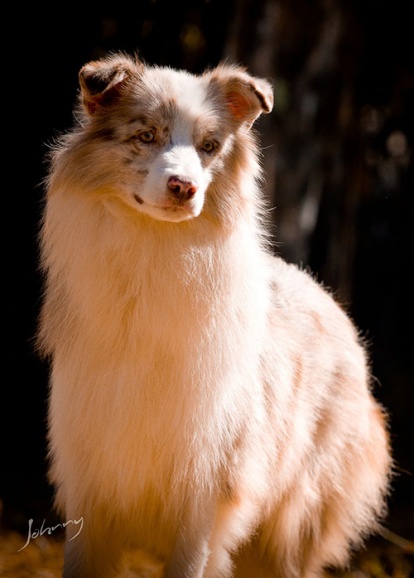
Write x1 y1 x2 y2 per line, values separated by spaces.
133 194 189 212
132 193 197 222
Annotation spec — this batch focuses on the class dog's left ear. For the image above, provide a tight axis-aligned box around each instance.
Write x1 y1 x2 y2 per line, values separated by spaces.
208 65 274 127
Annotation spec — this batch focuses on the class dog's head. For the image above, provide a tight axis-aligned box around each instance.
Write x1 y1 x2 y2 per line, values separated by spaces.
69 53 273 224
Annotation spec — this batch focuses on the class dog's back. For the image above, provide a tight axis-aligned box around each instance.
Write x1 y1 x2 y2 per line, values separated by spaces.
38 53 391 578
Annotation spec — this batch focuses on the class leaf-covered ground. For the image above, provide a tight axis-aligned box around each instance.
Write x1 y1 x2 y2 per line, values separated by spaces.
0 529 412 578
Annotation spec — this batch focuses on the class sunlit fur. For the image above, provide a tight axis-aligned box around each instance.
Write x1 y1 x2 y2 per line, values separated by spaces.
38 53 391 578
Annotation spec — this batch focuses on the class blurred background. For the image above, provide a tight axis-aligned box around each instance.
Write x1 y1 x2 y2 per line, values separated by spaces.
2 0 413 574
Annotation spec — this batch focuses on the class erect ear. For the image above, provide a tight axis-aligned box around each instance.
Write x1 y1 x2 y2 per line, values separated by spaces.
208 64 274 127
79 53 143 115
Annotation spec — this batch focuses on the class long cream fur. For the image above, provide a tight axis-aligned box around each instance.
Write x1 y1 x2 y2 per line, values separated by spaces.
38 52 392 578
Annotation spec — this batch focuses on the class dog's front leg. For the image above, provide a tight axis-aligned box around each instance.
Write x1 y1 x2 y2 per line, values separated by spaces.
62 528 122 578
166 506 215 578
167 532 210 578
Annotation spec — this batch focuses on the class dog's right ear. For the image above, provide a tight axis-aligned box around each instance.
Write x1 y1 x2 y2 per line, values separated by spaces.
79 54 143 115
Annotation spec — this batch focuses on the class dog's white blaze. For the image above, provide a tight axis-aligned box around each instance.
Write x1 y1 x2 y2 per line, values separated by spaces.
140 135 208 221
131 74 211 222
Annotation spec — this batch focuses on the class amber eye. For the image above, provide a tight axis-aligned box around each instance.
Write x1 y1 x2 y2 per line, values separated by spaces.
201 140 216 153
138 130 155 143
201 141 214 153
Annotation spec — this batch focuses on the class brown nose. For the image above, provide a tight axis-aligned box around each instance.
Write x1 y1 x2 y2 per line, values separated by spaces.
167 176 198 200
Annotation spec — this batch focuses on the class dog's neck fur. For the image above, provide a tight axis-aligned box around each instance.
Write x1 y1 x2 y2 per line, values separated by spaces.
40 180 270 346
39 177 272 508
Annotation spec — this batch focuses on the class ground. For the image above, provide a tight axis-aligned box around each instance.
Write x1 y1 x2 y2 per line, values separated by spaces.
0 529 412 578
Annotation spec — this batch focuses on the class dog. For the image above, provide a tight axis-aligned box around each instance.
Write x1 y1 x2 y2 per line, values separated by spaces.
37 52 392 578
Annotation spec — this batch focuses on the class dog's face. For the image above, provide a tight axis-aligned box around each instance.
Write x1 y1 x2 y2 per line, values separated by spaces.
76 54 273 223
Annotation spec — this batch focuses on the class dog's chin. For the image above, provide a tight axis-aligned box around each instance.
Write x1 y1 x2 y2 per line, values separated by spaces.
133 196 202 223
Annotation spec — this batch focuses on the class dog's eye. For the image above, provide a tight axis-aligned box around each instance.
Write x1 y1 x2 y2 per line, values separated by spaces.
138 131 155 143
201 140 216 154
